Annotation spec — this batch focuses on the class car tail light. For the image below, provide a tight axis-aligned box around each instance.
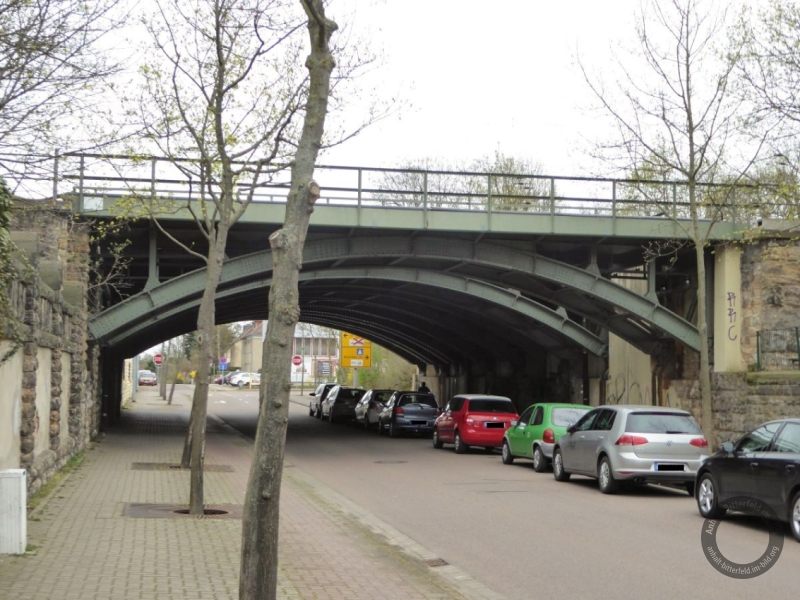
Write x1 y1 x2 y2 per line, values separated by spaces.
690 438 709 448
615 435 649 446
543 428 555 444
395 407 404 416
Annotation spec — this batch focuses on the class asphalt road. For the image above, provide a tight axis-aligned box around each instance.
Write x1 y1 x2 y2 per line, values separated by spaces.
207 387 799 600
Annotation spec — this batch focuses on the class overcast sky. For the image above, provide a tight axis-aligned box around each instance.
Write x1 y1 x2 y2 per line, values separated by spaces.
321 0 644 175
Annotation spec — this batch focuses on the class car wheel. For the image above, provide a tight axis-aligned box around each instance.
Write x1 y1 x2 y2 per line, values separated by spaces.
309 403 315 417
532 445 547 473
454 432 468 454
684 482 695 497
553 448 570 482
329 410 335 424
364 413 371 430
791 491 800 543
598 456 619 494
501 441 514 464
316 405 322 419
389 419 398 438
696 473 726 519
432 429 443 449
237 381 244 387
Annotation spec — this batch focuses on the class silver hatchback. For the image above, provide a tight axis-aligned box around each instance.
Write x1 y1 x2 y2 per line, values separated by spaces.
552 405 709 495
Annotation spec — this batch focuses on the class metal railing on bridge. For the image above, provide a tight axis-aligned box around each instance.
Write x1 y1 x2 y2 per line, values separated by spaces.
10 152 779 224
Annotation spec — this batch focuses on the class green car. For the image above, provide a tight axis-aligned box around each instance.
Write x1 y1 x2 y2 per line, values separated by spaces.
502 403 591 471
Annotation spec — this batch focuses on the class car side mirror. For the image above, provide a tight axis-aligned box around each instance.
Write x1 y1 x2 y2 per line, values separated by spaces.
510 420 519 427
721 441 735 454
567 426 576 434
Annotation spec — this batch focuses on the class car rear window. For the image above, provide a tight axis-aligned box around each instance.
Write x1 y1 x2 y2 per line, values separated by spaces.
339 389 365 400
552 407 588 427
625 412 702 434
467 399 516 413
398 395 437 407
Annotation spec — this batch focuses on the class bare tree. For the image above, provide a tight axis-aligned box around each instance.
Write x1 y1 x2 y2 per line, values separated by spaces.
0 0 124 188
580 0 768 445
120 0 317 515
239 1 336 597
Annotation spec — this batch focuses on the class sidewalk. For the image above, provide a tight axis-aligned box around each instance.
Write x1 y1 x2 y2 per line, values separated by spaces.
0 389 500 600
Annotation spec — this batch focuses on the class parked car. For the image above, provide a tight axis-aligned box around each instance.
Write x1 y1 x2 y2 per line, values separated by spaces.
321 386 366 423
355 389 395 429
138 370 156 386
230 372 260 387
502 403 592 471
433 394 518 453
552 405 709 495
695 418 800 542
213 374 225 384
309 382 337 418
378 391 439 437
223 370 241 385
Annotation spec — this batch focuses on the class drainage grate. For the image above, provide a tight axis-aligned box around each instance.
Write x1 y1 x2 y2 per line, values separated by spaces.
131 462 234 472
425 558 448 567
124 503 243 519
373 460 409 464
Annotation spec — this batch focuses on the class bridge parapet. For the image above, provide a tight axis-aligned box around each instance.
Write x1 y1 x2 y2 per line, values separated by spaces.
37 153 752 240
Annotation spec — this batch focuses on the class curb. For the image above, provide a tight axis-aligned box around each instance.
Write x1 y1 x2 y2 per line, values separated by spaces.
209 408 507 600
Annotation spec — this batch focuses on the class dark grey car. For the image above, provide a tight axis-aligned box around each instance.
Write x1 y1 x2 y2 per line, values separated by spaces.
322 386 366 423
378 392 439 438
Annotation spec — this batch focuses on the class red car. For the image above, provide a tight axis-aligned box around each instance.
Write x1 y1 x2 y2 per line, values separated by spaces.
433 394 519 453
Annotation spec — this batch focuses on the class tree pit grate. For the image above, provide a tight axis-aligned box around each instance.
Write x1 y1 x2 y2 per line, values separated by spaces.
131 462 234 472
373 460 409 464
124 503 243 519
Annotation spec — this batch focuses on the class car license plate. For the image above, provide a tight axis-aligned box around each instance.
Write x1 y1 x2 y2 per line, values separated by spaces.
655 463 685 471
411 420 426 425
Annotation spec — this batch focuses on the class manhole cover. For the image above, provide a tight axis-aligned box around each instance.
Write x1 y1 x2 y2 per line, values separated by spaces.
373 460 409 464
131 462 234 472
124 503 243 519
425 558 448 567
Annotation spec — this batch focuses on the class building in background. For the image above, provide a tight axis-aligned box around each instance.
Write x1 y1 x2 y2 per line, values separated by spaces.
226 321 338 384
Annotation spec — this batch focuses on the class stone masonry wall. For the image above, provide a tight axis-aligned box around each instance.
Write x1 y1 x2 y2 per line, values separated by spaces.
6 202 97 495
740 238 800 368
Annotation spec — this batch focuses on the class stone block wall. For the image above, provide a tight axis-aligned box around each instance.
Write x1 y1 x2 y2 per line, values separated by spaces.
740 239 800 368
3 202 98 495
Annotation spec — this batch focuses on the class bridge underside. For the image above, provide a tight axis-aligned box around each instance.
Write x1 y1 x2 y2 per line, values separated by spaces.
90 221 701 402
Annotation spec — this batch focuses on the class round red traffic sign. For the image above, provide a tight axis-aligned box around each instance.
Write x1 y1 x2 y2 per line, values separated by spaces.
153 353 163 366
292 355 302 366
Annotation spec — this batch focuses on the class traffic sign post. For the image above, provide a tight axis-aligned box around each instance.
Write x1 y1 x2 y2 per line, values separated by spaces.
340 332 371 368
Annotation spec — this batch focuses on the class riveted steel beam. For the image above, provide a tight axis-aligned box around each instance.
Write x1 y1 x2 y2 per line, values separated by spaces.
93 266 605 356
91 234 696 353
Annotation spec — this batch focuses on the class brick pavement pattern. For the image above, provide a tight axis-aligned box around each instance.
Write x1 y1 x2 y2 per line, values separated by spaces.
0 390 482 600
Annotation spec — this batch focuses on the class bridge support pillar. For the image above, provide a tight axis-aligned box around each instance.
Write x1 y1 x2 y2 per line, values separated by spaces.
100 352 124 427
713 244 744 372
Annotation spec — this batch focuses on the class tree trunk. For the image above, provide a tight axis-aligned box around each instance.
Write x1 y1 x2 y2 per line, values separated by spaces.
188 235 228 514
239 2 337 598
689 181 714 448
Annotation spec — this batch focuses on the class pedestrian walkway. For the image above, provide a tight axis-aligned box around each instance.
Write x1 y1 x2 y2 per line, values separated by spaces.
0 389 496 600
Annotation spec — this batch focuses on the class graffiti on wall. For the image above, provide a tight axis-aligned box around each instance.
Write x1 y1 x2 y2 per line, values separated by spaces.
727 291 738 341
606 372 652 406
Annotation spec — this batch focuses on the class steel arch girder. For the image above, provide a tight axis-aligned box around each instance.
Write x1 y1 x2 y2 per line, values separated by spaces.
92 266 606 356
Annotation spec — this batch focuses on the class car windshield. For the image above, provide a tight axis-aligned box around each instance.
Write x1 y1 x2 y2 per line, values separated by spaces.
467 399 516 413
398 395 437 407
552 407 589 427
625 412 702 434
339 389 365 400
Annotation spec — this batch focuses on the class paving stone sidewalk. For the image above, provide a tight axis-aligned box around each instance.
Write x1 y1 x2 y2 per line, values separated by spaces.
0 389 491 600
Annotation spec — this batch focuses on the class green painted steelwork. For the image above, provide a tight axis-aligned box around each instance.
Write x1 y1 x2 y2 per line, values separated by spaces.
89 236 698 355
91 265 606 356
58 153 749 241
